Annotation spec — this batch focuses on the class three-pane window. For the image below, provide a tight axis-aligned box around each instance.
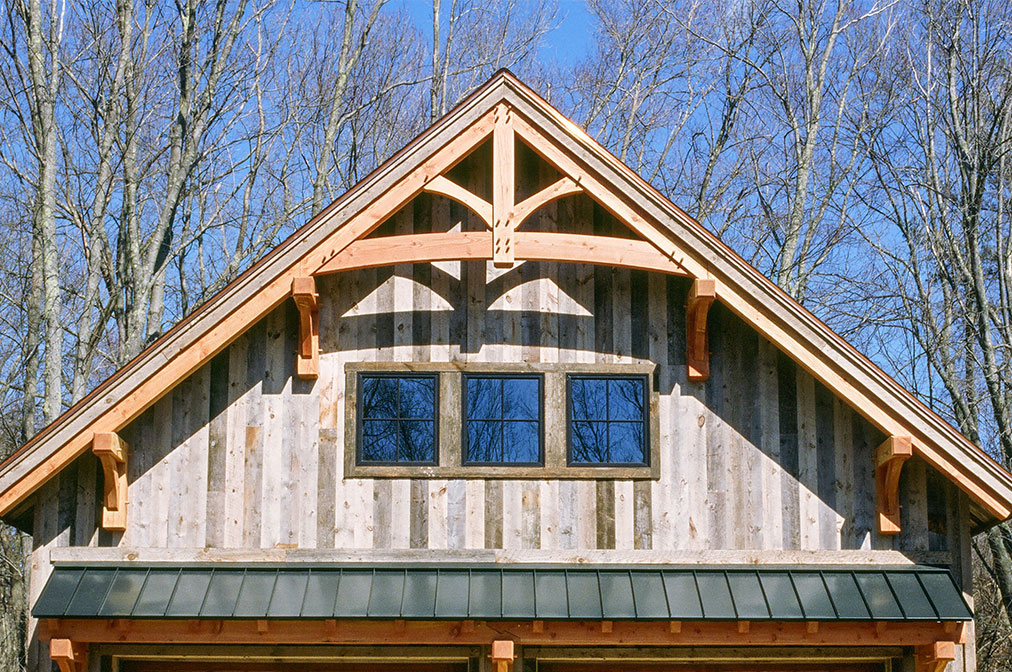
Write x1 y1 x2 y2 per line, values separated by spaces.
358 373 437 464
463 374 542 464
568 375 648 465
354 371 650 469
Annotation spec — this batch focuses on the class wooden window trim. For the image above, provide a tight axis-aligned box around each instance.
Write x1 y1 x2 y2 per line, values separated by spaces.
344 362 660 480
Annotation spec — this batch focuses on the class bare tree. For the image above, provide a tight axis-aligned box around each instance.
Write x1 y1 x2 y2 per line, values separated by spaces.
861 0 1012 631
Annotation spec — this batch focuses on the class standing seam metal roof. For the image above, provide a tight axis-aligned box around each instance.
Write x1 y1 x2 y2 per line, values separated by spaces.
32 565 972 621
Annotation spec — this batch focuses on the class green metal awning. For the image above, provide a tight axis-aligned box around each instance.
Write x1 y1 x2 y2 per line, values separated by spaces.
33 564 972 622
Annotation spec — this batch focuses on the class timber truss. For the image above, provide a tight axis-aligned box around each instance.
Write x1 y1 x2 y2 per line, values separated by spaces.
306 102 711 384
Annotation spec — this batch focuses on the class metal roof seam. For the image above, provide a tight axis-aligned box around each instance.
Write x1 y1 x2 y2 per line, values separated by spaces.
128 568 152 618
912 571 942 620
786 571 807 620
752 569 773 619
817 570 841 620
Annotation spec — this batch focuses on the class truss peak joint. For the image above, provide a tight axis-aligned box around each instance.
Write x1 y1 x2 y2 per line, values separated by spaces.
292 277 320 380
876 435 913 535
686 278 717 382
916 641 956 672
92 432 128 532
50 638 88 672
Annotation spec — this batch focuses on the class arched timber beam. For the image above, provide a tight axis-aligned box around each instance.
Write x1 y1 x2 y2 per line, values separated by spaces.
313 231 692 277
423 176 492 227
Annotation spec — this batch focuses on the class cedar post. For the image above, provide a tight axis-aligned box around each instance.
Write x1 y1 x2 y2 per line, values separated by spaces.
916 641 955 672
492 103 515 267
491 639 515 672
50 638 88 672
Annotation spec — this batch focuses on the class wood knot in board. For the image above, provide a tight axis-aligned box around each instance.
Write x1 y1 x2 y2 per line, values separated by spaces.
697 415 705 428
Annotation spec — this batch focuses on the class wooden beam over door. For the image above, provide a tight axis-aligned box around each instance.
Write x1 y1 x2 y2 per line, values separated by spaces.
40 618 964 649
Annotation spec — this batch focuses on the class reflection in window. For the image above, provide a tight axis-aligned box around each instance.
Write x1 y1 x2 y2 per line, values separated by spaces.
464 375 542 464
358 374 437 464
568 375 647 465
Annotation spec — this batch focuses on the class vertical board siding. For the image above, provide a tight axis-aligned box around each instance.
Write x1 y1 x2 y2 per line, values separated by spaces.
49 188 943 559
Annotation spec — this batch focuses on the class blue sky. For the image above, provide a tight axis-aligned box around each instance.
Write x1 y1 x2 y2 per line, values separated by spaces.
387 0 594 66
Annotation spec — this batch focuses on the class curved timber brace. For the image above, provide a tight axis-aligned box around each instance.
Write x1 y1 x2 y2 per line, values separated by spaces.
292 277 319 380
422 102 582 268
93 432 127 531
687 278 716 382
50 638 88 672
877 435 913 535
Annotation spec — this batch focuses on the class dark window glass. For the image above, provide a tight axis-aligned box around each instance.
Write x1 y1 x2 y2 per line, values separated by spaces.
358 374 437 464
464 375 542 464
568 375 647 465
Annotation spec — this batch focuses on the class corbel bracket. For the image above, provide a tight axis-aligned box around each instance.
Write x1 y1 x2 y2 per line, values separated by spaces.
876 435 913 535
491 639 515 672
50 638 88 672
93 432 128 531
687 278 716 382
292 277 319 380
916 641 955 672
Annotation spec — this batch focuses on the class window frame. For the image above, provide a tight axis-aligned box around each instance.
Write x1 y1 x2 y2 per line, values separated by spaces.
565 374 650 467
461 372 545 467
355 371 440 466
344 362 659 480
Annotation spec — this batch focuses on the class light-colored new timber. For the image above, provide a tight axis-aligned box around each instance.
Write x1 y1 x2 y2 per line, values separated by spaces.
315 232 690 277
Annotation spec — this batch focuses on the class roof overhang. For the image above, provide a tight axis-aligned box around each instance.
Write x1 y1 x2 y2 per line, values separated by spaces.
34 564 972 622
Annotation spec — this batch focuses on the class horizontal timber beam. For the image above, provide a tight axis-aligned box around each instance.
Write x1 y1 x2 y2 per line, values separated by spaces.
39 619 962 648
47 546 954 566
314 231 691 277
